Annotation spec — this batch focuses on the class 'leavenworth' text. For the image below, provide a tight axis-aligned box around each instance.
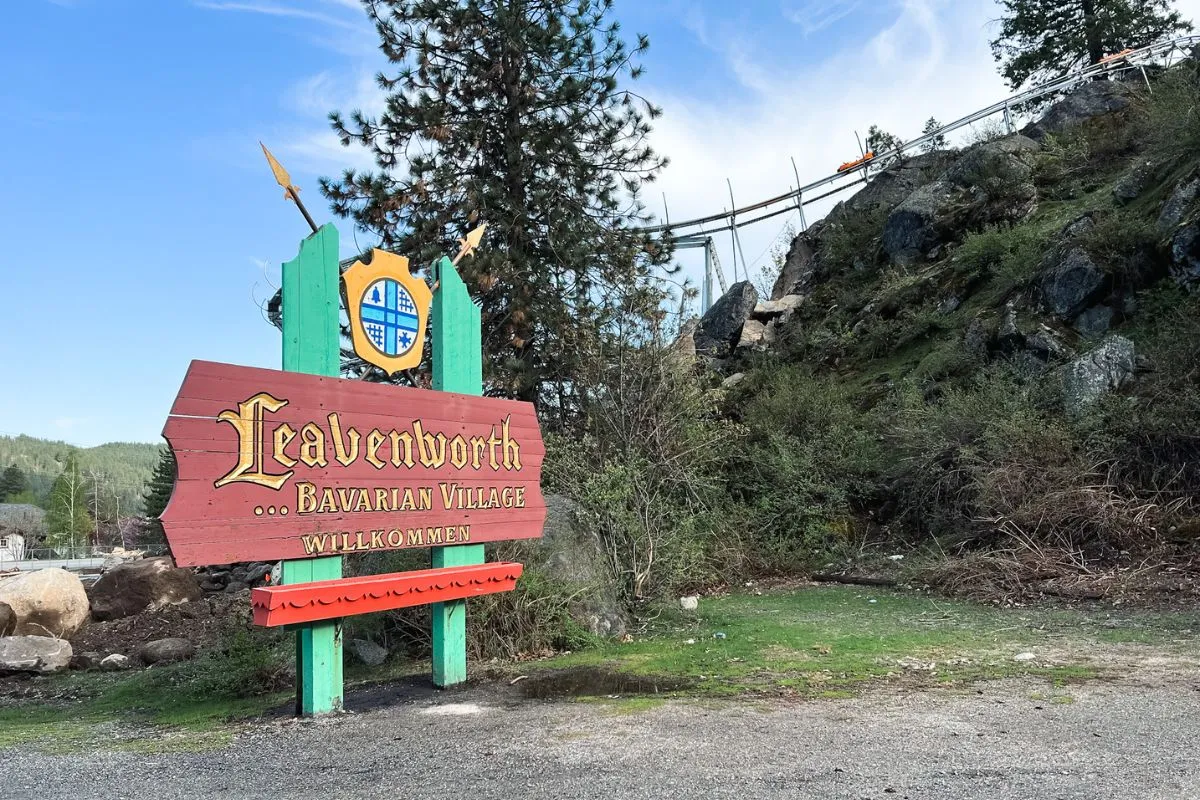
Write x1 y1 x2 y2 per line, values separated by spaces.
213 391 524 490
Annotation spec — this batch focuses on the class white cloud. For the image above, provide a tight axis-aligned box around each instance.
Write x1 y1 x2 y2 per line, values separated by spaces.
192 0 377 56
282 127 377 174
193 1 385 176
192 0 363 30
782 0 869 35
646 0 1011 301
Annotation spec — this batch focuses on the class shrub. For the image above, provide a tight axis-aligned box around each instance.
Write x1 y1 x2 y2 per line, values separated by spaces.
466 564 599 659
1075 286 1200 508
1033 130 1093 192
820 206 889 273
1144 68 1200 166
1079 209 1162 287
888 366 1171 557
725 366 881 571
962 119 1009 147
953 224 1044 300
101 625 292 715
546 343 738 601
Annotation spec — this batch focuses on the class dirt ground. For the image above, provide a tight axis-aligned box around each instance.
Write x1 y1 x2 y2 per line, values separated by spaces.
68 591 251 661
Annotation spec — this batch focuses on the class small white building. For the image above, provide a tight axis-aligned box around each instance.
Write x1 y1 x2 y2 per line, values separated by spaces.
0 531 25 565
0 504 42 566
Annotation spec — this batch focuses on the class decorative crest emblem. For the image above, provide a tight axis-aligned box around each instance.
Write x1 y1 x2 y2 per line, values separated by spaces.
342 249 432 375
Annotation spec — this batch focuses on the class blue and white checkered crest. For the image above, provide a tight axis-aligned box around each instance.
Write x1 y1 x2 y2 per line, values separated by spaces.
360 278 420 357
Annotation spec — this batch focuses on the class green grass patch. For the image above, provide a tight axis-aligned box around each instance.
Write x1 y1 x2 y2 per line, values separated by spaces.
523 586 1194 700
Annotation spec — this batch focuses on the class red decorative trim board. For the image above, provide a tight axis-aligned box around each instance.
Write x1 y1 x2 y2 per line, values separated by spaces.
250 562 524 626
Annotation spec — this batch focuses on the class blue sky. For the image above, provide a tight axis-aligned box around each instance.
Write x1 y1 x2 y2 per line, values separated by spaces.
3 0 1194 447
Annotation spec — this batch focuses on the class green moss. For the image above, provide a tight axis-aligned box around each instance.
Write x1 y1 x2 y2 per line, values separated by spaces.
520 586 1174 700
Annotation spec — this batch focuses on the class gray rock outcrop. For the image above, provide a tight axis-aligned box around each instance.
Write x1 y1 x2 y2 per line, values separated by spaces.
1170 220 1200 291
694 282 758 359
882 181 959 267
883 137 1038 267
772 234 818 299
1040 248 1106 321
1074 305 1114 338
0 568 90 638
1023 79 1133 141
1157 172 1200 233
773 152 955 298
89 556 204 621
1113 160 1157 205
0 635 72 675
1062 335 1136 414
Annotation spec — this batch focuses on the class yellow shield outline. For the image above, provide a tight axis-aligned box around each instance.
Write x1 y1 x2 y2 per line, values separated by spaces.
342 249 433 375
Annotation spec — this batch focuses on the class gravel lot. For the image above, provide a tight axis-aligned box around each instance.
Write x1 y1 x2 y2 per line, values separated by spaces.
3 673 1199 800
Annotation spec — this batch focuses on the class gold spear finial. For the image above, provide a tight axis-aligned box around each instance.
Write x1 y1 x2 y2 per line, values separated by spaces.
260 141 319 234
452 223 487 266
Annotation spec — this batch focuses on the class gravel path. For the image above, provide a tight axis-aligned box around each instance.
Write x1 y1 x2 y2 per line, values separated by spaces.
3 676 1199 799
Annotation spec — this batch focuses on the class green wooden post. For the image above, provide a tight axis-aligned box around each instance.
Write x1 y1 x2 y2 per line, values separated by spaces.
430 256 485 688
279 223 344 715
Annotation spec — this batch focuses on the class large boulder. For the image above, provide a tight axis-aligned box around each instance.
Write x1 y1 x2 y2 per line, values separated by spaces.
1114 160 1157 205
1062 335 1136 415
0 568 90 638
89 556 204 621
1022 79 1133 141
883 137 1039 267
526 495 627 638
0 635 72 675
693 281 758 359
737 319 775 351
1039 248 1106 320
771 233 820 299
942 135 1039 189
1170 220 1200 291
753 295 803 319
0 601 14 637
774 152 956 298
1074 305 1114 339
881 181 959 267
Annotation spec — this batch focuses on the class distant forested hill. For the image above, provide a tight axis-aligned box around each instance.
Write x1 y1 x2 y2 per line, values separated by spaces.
0 435 163 515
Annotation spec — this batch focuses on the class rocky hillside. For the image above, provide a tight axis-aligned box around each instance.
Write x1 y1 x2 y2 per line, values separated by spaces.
690 64 1200 595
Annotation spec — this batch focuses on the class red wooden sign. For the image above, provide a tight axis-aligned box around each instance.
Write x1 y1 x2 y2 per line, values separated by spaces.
161 360 547 566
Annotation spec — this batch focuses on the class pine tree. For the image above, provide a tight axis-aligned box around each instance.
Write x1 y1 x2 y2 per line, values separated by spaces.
921 118 948 153
865 125 904 167
991 0 1191 89
141 448 175 544
44 454 93 551
0 464 27 502
322 0 671 419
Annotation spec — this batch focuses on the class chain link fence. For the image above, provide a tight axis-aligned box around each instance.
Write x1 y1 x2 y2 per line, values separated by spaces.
0 543 169 571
